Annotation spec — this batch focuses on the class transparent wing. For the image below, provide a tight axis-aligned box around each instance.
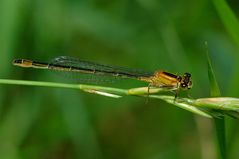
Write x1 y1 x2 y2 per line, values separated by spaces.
49 56 154 84
51 56 153 78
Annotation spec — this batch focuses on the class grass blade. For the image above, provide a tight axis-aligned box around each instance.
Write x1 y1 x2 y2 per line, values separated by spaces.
206 42 221 96
207 44 226 159
1 78 239 119
212 0 239 47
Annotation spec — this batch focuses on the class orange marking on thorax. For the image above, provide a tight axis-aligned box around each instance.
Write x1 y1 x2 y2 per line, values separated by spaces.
138 70 180 87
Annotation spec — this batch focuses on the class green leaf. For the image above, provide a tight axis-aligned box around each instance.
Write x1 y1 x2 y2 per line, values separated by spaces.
212 0 239 47
206 42 221 97
206 43 226 159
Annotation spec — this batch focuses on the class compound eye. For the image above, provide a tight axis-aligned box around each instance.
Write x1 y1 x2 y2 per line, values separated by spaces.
184 73 191 77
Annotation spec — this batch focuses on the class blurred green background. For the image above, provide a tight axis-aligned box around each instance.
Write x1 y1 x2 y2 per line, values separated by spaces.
0 0 239 159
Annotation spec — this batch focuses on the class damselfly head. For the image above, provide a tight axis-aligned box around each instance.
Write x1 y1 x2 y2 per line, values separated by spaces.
179 72 193 90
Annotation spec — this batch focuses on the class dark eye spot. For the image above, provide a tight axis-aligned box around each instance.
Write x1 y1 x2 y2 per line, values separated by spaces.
184 73 191 77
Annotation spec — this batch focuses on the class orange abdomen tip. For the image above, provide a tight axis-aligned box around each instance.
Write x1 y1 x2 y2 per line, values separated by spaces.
12 59 33 67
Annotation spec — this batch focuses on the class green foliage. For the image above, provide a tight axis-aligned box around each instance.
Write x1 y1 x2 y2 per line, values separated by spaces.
207 47 225 159
212 0 239 47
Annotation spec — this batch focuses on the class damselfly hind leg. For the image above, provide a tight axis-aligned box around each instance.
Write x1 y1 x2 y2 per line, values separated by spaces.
145 83 152 104
174 89 179 103
173 82 180 103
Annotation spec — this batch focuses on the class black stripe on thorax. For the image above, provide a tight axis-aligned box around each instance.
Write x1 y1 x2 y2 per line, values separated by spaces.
162 71 178 78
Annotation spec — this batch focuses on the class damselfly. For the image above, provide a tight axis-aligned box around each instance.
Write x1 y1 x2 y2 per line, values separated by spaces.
12 56 193 98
